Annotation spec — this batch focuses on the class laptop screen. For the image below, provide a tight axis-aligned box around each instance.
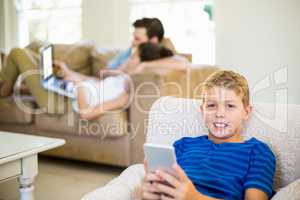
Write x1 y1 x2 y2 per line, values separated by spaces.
41 45 53 80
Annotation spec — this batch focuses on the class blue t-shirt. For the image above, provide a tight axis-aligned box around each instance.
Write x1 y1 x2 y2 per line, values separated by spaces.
107 48 132 69
173 135 276 200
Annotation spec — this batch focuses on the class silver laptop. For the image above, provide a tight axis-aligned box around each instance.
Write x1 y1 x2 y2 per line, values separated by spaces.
40 44 75 99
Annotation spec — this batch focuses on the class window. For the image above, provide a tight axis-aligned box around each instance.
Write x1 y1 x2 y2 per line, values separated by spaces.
15 0 82 46
130 0 215 64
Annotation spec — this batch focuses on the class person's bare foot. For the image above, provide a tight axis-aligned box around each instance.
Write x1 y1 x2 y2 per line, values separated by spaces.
0 80 13 97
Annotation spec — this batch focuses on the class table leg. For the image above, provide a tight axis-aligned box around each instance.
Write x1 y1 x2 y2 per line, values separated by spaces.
18 155 38 200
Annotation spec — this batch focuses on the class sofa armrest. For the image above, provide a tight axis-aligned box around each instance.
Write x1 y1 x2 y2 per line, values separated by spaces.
128 66 219 164
127 72 163 164
271 178 300 200
81 164 144 200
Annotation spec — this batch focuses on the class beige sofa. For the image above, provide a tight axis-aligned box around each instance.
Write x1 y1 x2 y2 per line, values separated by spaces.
0 42 218 167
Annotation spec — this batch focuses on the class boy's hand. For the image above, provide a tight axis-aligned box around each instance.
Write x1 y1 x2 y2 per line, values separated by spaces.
138 160 162 200
154 164 202 200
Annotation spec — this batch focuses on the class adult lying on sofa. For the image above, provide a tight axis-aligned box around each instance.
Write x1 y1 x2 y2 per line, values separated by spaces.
54 42 187 120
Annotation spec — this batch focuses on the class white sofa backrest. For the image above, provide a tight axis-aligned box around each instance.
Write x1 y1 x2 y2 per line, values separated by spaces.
146 96 300 190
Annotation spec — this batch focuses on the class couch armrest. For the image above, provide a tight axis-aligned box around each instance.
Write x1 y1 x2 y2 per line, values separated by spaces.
128 72 164 164
271 178 300 200
128 66 219 164
178 53 192 62
81 164 144 200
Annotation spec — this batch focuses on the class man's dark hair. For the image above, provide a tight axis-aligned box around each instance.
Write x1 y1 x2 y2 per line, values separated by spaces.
133 18 164 41
138 42 173 62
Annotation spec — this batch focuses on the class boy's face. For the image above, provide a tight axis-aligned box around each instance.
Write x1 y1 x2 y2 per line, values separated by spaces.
200 86 252 139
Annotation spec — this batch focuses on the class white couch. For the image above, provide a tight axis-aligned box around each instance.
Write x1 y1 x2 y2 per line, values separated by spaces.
82 96 300 200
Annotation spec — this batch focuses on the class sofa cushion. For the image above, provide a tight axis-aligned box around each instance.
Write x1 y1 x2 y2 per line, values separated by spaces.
0 96 35 124
26 41 94 76
53 43 94 75
81 164 145 200
271 179 300 200
35 110 128 138
91 48 120 76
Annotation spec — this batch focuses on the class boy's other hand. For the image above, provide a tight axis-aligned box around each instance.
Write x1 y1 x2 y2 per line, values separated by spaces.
154 164 202 200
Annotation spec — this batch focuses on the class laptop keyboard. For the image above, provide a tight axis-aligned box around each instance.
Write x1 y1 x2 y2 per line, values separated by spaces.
55 79 67 89
48 78 66 89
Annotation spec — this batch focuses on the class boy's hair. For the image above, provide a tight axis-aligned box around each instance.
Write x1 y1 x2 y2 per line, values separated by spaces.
201 70 250 106
133 18 164 42
138 42 173 61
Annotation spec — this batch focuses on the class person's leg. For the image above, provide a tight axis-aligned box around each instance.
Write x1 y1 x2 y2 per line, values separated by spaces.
0 80 14 97
0 48 23 96
77 90 129 120
0 48 66 113
75 76 130 120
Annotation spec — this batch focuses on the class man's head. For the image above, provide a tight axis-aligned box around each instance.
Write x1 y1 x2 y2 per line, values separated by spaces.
132 18 164 47
200 70 252 139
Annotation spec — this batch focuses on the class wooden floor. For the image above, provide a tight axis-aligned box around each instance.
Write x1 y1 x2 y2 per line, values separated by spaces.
0 156 124 200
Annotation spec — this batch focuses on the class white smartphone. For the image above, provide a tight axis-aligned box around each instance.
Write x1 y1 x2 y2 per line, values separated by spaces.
144 143 178 177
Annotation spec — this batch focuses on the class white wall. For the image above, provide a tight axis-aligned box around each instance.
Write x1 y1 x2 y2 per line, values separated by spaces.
82 0 130 49
0 0 18 51
0 0 131 50
0 0 4 50
215 0 300 104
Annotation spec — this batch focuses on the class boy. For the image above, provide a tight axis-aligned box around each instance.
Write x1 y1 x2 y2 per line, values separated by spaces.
134 70 276 200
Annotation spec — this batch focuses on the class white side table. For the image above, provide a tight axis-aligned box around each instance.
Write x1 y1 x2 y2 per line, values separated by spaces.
0 131 65 200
